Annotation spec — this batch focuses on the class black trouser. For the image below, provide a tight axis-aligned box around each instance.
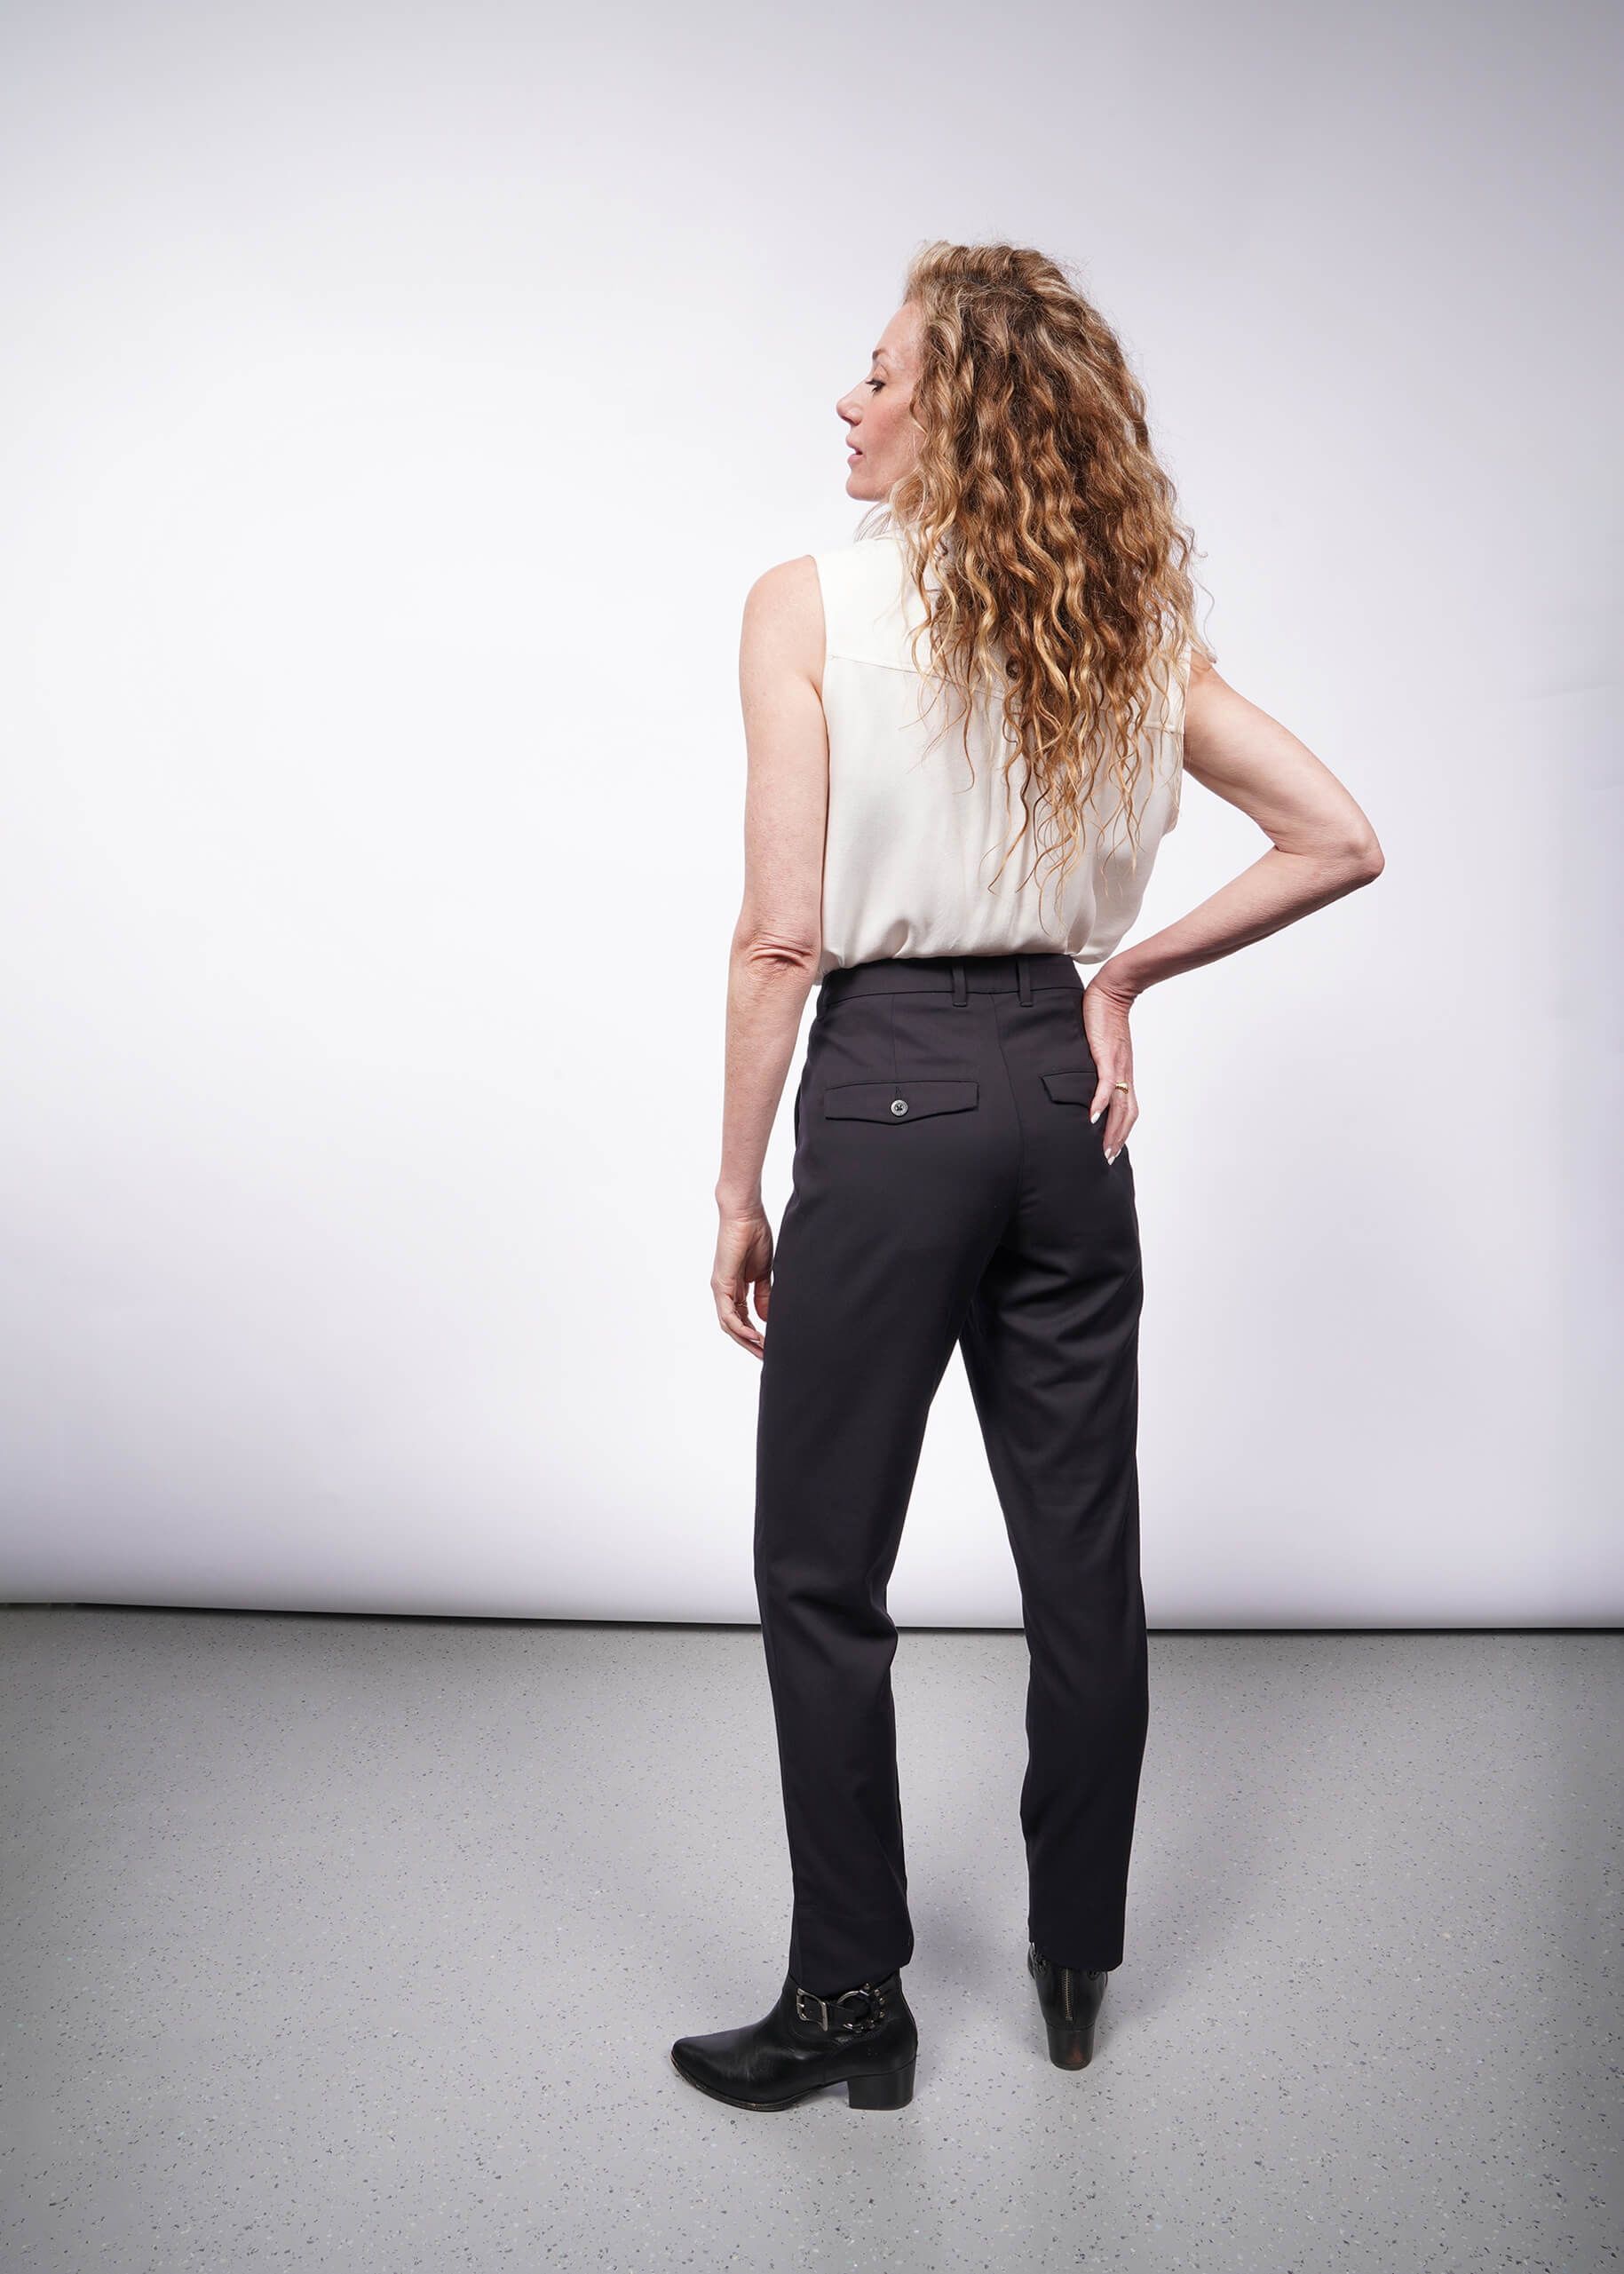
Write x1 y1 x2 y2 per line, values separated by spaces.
753 950 1149 1998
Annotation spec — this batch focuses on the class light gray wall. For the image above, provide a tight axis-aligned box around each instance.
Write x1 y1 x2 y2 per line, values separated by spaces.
0 0 1617 1623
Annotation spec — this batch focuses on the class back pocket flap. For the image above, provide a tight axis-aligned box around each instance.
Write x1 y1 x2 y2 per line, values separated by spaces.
1042 1070 1097 1105
825 1081 979 1123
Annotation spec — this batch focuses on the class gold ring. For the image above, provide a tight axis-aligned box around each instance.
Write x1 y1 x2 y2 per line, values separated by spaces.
1113 1081 1130 1091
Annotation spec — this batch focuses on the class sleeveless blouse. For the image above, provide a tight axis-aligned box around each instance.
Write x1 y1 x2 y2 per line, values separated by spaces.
812 532 1190 977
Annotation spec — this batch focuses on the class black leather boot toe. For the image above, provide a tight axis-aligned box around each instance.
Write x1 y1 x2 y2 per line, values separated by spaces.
1027 1941 1109 2069
671 1969 916 2111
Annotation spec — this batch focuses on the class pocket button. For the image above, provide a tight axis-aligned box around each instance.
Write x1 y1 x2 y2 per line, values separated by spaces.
890 1097 908 1116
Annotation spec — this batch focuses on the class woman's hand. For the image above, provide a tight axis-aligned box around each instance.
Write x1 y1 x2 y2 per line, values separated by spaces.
712 1208 775 1359
1081 968 1138 1166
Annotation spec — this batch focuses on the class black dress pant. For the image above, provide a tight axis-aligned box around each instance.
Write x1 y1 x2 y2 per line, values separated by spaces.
753 950 1149 1998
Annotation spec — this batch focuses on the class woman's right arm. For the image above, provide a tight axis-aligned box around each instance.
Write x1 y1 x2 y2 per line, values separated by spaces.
1112 652 1385 986
1082 653 1386 1154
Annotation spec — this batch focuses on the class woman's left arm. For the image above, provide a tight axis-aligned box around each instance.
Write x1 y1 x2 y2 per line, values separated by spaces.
1083 652 1386 1162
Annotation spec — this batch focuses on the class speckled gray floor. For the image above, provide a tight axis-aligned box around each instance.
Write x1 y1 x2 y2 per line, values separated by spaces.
0 1612 1619 2273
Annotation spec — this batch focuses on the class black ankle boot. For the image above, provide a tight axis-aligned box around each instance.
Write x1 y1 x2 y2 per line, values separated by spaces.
671 1969 917 2111
1027 1941 1109 2069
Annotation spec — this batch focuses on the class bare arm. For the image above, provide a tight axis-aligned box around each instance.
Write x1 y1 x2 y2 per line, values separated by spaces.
710 556 828 1356
1082 654 1385 1159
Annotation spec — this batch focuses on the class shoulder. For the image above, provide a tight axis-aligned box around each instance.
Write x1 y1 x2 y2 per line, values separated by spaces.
740 556 825 687
1156 636 1217 735
742 554 827 643
741 535 909 680
1178 642 1228 734
744 554 820 616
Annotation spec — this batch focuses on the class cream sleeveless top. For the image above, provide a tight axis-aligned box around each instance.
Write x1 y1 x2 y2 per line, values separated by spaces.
812 532 1190 976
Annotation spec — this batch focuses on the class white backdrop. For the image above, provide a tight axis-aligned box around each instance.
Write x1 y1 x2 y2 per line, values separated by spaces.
0 0 1617 1625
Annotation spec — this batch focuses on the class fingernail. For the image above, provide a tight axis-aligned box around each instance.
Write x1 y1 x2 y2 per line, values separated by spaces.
1090 1109 1103 1124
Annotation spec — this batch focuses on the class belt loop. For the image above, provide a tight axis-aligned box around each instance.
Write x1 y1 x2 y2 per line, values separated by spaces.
951 957 968 1008
1017 953 1033 1007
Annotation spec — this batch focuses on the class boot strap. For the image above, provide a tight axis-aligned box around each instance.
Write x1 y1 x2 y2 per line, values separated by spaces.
793 1978 890 2033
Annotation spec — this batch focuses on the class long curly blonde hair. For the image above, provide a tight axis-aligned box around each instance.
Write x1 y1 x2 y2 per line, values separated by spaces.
865 240 1215 916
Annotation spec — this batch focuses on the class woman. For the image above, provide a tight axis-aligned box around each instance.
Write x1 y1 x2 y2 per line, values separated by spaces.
670 242 1383 2113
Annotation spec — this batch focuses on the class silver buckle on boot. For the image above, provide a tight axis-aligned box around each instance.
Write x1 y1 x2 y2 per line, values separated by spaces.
795 1981 881 2032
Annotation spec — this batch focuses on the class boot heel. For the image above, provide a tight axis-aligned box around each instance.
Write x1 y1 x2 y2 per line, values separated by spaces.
1044 2019 1096 2071
847 2056 915 2109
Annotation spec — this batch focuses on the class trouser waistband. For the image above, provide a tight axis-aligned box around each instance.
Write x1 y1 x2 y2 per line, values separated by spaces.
818 952 1082 1010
